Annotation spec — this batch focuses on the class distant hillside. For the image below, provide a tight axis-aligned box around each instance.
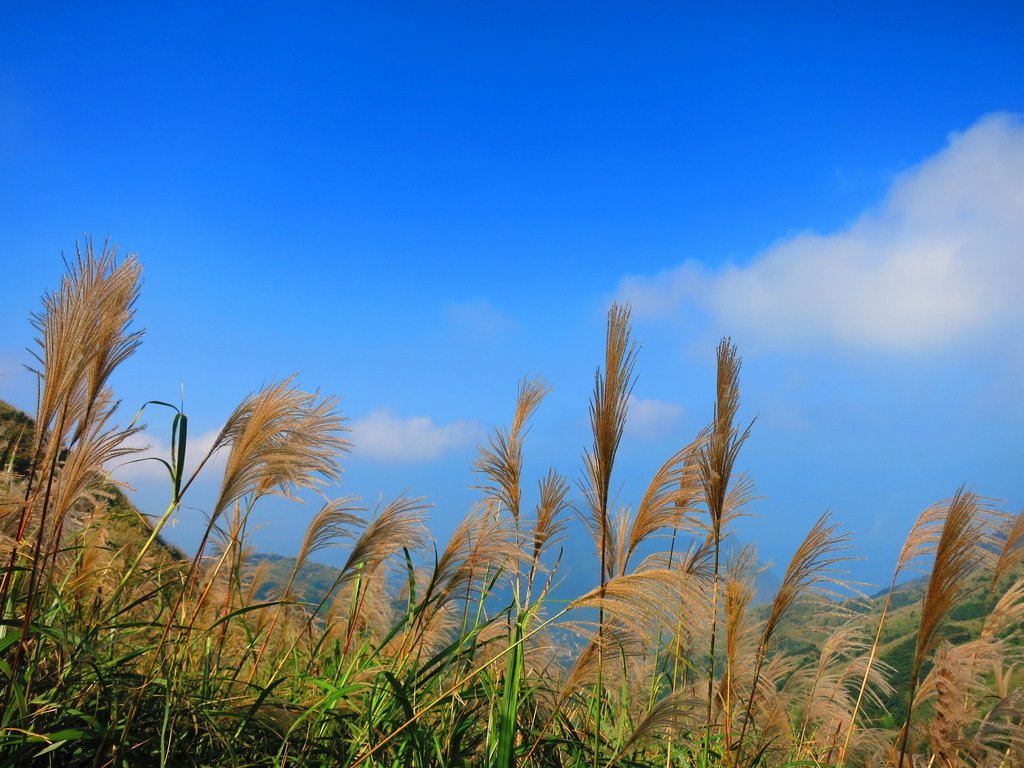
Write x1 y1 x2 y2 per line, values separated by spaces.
0 399 35 475
246 553 346 610
764 568 1023 726
0 398 185 566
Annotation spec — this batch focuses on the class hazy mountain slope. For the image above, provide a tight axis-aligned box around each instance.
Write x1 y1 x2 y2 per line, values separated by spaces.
0 398 185 566
764 568 1023 726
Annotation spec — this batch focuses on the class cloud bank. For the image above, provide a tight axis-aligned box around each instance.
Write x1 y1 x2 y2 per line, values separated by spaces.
618 113 1024 350
350 409 484 462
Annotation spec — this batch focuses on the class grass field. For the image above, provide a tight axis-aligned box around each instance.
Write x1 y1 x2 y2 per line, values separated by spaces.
0 241 1021 767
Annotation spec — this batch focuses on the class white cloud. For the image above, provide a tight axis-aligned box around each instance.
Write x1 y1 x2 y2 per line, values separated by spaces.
350 409 484 463
444 300 516 339
618 113 1024 350
625 395 685 439
110 426 225 485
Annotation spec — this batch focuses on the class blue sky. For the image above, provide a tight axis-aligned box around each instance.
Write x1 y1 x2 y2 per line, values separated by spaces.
2 3 1023 587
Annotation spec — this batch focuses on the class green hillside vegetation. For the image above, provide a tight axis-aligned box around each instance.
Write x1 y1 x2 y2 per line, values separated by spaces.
247 552 345 608
0 398 185 571
0 400 35 476
0 241 1021 767
764 570 1024 731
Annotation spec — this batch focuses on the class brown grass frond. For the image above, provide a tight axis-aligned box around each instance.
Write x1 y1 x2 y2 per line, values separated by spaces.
50 389 141 533
739 651 801 757
293 496 364 573
894 499 950 578
583 303 638 581
9 237 143 602
715 544 761 745
540 624 647 721
840 492 996 766
262 496 366 649
993 509 1024 587
913 489 986 671
975 688 1024 765
425 501 521 609
210 377 350 515
895 487 990 768
29 238 143 458
641 535 715 579
981 576 1024 641
530 469 570 563
327 563 398 646
697 338 752 737
511 375 550 436
65 501 119 603
556 637 602 700
723 545 758 690
189 501 254 626
762 512 855 645
718 471 757 538
894 490 999 580
339 494 428 582
520 632 615 759
621 437 704 574
789 622 894 760
697 338 752 537
916 639 1001 768
608 691 702 766
569 569 703 642
735 513 855 763
607 506 632 580
473 375 551 522
243 558 274 605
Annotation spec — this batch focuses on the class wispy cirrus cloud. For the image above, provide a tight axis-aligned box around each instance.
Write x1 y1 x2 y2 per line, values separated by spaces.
444 299 516 340
618 113 1024 351
350 409 484 463
624 395 685 440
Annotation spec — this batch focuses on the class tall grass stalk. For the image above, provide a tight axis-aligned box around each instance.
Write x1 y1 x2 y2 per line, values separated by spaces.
583 303 637 768
895 488 987 768
697 339 751 742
